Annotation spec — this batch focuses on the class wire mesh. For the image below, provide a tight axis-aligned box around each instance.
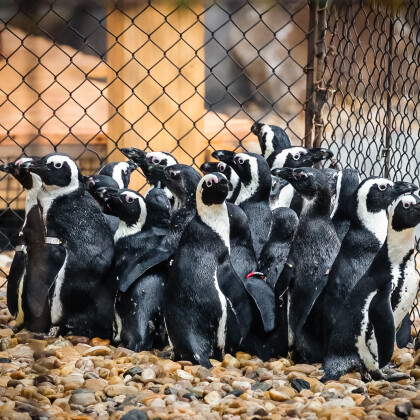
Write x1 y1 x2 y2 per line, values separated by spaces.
0 0 419 339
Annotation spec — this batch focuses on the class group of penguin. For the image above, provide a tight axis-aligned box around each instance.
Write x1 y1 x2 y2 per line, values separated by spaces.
1 121 420 383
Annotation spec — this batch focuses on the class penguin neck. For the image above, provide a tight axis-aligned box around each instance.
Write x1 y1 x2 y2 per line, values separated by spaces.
356 200 388 245
23 175 42 229
301 188 331 218
227 172 240 201
386 223 416 268
197 199 230 251
273 183 294 209
38 178 81 223
173 189 195 212
114 214 147 243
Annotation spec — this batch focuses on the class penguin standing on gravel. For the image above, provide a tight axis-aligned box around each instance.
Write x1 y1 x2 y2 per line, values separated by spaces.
330 168 361 241
0 157 46 330
273 167 340 363
322 177 417 350
98 160 137 189
251 122 291 158
165 173 275 367
322 193 420 382
24 154 115 337
213 150 272 258
98 187 170 351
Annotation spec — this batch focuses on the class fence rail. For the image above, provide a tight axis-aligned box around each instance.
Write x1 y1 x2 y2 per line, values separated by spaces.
0 0 419 334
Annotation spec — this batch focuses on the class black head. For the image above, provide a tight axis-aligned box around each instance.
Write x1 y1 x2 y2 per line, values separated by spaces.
84 174 120 209
250 123 291 158
212 150 236 165
268 146 333 170
0 156 42 190
320 168 339 197
97 187 146 228
197 173 231 206
98 161 137 189
146 151 178 167
22 153 82 189
389 194 420 232
162 164 201 204
355 177 418 215
270 175 289 197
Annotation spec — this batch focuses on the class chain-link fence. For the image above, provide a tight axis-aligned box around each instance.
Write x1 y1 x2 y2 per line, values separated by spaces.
0 0 419 334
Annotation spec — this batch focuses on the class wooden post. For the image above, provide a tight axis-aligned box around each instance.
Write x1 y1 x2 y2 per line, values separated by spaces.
106 0 206 190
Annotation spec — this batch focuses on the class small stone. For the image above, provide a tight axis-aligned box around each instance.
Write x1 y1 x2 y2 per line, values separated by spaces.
395 402 413 418
196 367 211 381
176 369 194 381
82 346 111 357
251 382 271 392
104 384 139 397
231 380 251 391
69 389 97 407
75 358 95 372
141 368 156 383
204 390 221 405
0 357 11 363
222 354 240 368
284 364 317 375
411 369 420 380
84 378 108 392
124 366 143 377
60 374 84 386
291 378 311 392
269 389 292 402
120 410 148 420
90 337 110 347
65 335 91 345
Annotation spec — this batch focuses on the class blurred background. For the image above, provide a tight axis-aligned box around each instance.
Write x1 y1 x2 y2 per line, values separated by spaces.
0 0 419 250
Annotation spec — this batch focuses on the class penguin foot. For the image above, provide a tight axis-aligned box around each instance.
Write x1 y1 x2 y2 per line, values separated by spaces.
370 368 410 382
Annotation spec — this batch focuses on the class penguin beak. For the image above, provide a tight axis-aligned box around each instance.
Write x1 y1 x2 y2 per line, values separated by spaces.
271 167 294 181
251 122 263 136
0 162 14 174
120 148 147 166
393 181 418 195
304 148 334 165
21 160 47 176
212 150 236 165
96 187 119 201
200 162 216 174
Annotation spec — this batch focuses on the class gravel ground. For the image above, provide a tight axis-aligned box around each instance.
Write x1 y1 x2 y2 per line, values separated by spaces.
1 253 420 419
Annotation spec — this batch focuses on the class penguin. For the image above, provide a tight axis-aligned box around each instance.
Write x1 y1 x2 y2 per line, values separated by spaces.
200 161 241 203
23 154 115 337
83 174 120 234
258 207 298 289
120 147 177 201
165 172 275 367
322 177 417 351
98 160 137 189
251 122 291 159
98 187 169 351
322 193 420 382
330 168 361 241
273 167 341 363
212 150 272 259
269 176 295 210
0 157 46 330
266 146 333 170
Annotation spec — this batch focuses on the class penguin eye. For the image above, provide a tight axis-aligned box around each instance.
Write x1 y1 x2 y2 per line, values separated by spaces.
403 201 412 209
295 172 308 180
293 153 301 160
206 179 213 187
237 157 245 165
152 157 160 165
53 162 63 169
88 179 95 187
125 195 135 203
378 184 388 191
218 163 225 172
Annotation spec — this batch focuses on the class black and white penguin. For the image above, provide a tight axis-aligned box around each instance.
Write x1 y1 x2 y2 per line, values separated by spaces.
83 174 120 234
200 161 241 203
273 167 341 363
322 177 417 350
251 122 291 159
0 157 46 330
212 150 272 259
330 168 360 241
120 147 177 202
24 154 115 337
98 160 137 189
322 193 420 382
165 173 275 367
98 187 169 351
266 146 333 170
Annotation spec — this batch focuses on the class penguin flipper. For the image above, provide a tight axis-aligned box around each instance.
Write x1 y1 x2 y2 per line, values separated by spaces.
242 277 276 332
7 250 27 317
396 313 411 349
118 237 173 293
28 244 66 318
369 290 395 369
